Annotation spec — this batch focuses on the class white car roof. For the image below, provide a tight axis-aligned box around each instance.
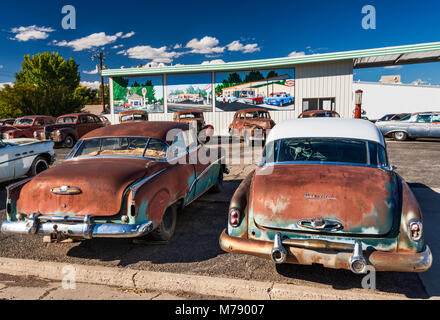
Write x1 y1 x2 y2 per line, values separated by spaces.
266 118 385 146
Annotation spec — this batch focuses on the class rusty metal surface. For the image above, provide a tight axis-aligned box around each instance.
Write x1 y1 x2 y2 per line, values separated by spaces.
298 110 341 118
229 109 275 137
0 116 56 138
250 164 399 236
82 121 189 143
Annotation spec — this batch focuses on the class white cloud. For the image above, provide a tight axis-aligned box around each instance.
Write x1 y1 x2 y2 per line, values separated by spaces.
186 36 224 54
121 31 135 39
288 51 306 57
0 82 13 90
80 81 101 90
10 25 55 42
53 32 132 51
83 66 99 74
173 44 182 49
112 44 124 49
0 65 3 69
384 65 403 69
118 45 182 63
201 59 225 65
226 40 260 53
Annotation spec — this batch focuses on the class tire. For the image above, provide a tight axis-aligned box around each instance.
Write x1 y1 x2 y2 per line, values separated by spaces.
279 101 284 107
63 135 75 148
211 169 224 193
150 206 177 241
28 156 49 177
394 131 407 141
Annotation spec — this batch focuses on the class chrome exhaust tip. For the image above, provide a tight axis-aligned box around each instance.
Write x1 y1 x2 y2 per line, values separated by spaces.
349 241 368 274
271 233 287 264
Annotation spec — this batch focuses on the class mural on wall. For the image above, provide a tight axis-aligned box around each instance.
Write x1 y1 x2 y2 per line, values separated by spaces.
167 73 213 113
214 68 295 112
113 76 164 113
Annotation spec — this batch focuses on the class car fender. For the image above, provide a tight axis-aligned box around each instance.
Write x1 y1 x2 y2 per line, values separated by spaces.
228 171 254 238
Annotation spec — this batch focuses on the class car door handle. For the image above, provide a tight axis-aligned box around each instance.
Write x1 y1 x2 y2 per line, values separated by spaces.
22 152 28 155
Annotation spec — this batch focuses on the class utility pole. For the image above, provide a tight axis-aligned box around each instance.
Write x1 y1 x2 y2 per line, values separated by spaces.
92 52 109 113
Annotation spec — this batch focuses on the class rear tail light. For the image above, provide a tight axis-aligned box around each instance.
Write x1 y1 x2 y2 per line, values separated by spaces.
229 208 240 228
409 220 423 241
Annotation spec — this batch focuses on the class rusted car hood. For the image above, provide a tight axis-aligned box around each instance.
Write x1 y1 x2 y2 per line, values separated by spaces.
17 158 160 217
251 165 399 236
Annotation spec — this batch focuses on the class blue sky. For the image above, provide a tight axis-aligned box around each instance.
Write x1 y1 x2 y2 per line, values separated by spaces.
1 0 440 88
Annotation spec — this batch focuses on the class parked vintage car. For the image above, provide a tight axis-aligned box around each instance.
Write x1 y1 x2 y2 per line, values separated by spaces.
119 110 149 123
372 113 410 123
173 110 214 141
0 118 16 126
229 108 276 146
1 116 56 140
298 110 340 118
216 95 238 103
34 113 106 148
1 122 227 241
263 93 294 107
220 118 432 274
0 138 55 184
376 111 440 141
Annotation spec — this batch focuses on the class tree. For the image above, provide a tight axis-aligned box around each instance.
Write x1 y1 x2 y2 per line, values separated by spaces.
0 52 85 117
244 70 264 83
267 70 279 79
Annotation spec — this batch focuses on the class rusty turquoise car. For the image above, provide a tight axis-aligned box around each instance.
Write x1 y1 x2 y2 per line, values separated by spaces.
1 122 227 242
220 118 432 274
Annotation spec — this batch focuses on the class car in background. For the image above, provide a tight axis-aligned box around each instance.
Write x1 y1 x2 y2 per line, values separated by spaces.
0 118 16 127
376 111 440 141
98 115 112 126
220 118 432 274
34 113 106 148
1 116 56 140
173 110 214 142
119 110 149 123
263 93 294 107
216 95 238 104
298 110 340 118
0 137 55 183
372 113 411 123
1 122 228 242
239 94 264 105
229 108 276 146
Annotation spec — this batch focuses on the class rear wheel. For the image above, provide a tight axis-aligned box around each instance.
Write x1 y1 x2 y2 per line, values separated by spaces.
394 131 407 141
279 101 284 107
150 206 177 241
63 135 75 148
28 156 49 176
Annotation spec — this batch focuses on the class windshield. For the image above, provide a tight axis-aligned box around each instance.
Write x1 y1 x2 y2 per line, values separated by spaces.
262 138 388 167
14 118 33 125
57 117 77 124
180 113 202 119
121 114 147 122
245 111 269 119
73 137 168 159
399 115 411 121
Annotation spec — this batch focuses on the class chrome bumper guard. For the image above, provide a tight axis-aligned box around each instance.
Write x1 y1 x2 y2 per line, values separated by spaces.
0 214 154 239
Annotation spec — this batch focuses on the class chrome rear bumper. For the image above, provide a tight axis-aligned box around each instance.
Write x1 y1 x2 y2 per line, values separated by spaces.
1 214 154 239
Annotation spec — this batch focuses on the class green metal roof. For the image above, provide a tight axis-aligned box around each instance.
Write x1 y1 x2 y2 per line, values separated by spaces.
102 41 440 77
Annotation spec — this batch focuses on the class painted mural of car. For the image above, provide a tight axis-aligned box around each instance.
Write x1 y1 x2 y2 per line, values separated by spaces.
1 122 227 242
0 137 55 184
263 93 294 107
220 118 432 274
217 95 238 103
375 112 440 141
240 95 264 105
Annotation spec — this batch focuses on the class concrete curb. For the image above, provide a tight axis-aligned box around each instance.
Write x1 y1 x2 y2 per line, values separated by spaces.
0 257 404 300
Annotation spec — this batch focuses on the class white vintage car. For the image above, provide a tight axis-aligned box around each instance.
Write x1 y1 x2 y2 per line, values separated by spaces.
0 138 55 183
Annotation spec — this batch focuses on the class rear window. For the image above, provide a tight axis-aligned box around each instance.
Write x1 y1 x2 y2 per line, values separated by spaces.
57 117 77 124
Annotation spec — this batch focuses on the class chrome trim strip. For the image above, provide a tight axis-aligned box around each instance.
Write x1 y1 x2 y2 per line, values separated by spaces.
6 177 33 200
260 161 391 171
188 156 224 194
130 168 168 200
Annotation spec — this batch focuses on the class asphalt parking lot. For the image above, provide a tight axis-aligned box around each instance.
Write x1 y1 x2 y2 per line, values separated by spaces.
0 139 439 299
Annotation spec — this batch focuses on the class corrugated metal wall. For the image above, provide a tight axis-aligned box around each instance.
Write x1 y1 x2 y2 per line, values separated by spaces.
295 60 353 118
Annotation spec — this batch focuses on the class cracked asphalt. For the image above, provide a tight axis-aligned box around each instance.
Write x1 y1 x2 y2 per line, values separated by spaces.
0 138 439 299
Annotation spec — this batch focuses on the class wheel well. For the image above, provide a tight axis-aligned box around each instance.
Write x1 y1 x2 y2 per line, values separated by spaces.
38 153 52 164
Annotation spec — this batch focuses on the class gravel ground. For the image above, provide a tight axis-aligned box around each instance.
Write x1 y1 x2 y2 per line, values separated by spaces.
0 139 439 299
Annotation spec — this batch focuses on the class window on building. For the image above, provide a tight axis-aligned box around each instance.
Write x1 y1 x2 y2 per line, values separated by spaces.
302 97 336 112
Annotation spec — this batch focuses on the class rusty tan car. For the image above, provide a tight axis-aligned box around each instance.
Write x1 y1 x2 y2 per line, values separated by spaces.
119 110 149 123
1 122 227 242
173 110 214 142
220 118 432 274
228 108 275 146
